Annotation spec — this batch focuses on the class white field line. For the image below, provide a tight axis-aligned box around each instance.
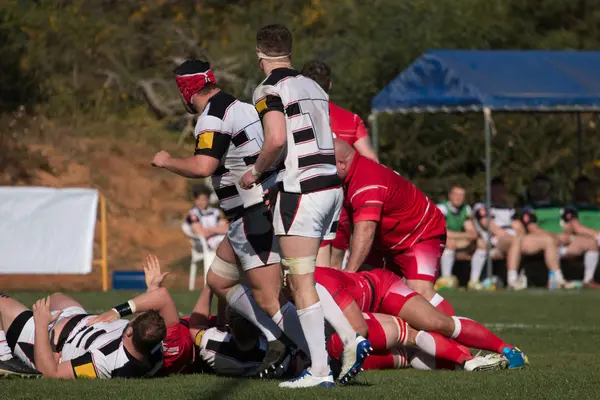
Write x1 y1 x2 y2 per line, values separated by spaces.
484 323 600 332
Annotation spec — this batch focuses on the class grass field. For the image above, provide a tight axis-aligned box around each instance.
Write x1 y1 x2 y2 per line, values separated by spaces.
3 290 600 400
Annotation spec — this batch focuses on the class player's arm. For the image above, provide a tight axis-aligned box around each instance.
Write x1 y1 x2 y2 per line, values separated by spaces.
31 297 75 378
352 116 379 162
159 154 219 179
189 284 213 340
346 221 377 272
154 117 230 178
188 214 207 237
253 97 287 175
345 189 385 272
463 219 478 240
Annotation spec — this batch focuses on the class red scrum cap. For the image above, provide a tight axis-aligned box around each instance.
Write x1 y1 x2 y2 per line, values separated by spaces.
174 60 217 105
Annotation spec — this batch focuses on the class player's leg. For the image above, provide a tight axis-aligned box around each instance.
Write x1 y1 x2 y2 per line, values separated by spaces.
47 292 85 313
521 233 565 285
562 235 599 286
0 294 40 376
207 236 285 351
386 290 527 369
440 237 457 277
316 241 332 268
469 239 488 287
330 207 351 270
402 237 455 316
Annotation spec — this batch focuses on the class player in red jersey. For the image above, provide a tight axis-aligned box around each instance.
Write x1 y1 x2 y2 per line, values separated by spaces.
302 60 378 269
315 266 528 370
333 139 453 312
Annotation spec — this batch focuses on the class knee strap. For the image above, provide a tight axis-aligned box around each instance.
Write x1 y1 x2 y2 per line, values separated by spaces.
210 256 240 282
281 256 316 275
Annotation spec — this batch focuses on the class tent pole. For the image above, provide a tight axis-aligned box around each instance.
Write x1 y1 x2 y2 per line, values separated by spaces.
368 113 379 156
577 113 583 176
484 108 493 280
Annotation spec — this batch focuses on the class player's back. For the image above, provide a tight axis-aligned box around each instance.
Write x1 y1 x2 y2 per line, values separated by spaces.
195 91 278 220
346 155 444 250
61 317 163 378
254 68 340 194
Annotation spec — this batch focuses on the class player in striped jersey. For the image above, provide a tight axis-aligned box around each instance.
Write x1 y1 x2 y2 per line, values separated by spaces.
0 292 165 379
238 24 370 388
152 60 316 376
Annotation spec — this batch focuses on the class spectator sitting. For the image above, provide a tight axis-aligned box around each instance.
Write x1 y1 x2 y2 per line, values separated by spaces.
544 176 600 289
517 175 595 288
186 185 228 251
436 184 478 286
471 178 523 289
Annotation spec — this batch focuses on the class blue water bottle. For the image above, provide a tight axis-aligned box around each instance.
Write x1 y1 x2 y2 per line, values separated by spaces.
548 271 557 291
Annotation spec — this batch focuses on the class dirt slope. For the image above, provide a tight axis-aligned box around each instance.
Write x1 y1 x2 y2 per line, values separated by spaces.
1 117 202 291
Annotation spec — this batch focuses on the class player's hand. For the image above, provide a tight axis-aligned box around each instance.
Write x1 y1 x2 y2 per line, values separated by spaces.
144 254 169 291
239 169 259 190
86 310 119 326
263 187 279 210
32 296 61 327
152 151 171 168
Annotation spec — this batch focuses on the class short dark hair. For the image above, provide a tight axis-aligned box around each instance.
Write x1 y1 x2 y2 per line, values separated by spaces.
198 83 219 96
301 60 331 93
193 185 212 199
448 183 465 192
130 310 166 355
256 24 292 56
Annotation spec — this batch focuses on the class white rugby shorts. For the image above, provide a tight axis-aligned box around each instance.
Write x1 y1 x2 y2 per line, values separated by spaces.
272 187 343 240
227 203 280 271
7 306 87 369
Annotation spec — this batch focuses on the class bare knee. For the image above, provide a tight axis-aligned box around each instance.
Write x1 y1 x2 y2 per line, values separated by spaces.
406 280 436 302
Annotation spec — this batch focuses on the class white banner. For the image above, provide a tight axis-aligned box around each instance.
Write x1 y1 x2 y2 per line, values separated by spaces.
0 187 98 274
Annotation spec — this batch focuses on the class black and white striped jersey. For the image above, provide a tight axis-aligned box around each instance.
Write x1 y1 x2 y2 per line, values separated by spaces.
64 318 163 379
253 68 342 194
193 91 277 220
186 206 221 228
195 327 266 377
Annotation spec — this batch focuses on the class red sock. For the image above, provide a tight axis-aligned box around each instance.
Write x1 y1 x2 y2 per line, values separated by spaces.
327 333 343 360
431 294 455 316
362 348 408 370
452 316 511 353
362 352 396 370
364 313 393 351
415 331 472 365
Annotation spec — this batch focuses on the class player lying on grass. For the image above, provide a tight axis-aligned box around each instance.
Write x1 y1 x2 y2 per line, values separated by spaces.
0 290 165 379
314 267 529 370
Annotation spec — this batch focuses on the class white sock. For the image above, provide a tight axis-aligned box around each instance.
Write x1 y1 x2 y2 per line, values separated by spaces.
226 284 281 342
0 330 12 361
315 283 356 346
440 249 456 277
553 269 565 282
507 269 518 284
470 249 487 282
297 302 330 377
414 331 437 359
583 251 599 283
271 302 309 355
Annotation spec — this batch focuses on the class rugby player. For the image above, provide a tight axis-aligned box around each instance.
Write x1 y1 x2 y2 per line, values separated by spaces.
301 59 378 269
90 255 193 375
0 292 165 379
315 266 528 369
238 24 369 388
152 59 365 385
333 139 454 315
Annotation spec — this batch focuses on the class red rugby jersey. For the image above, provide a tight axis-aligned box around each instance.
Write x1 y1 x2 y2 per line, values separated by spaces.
329 101 369 146
343 155 445 252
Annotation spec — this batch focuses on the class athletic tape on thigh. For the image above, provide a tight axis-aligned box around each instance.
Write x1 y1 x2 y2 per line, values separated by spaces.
210 256 240 281
281 256 316 275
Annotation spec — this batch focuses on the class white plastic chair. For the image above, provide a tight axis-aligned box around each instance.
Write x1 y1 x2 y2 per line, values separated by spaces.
181 222 216 291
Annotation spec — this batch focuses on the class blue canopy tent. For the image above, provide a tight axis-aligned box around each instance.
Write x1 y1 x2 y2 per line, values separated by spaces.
370 50 600 279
